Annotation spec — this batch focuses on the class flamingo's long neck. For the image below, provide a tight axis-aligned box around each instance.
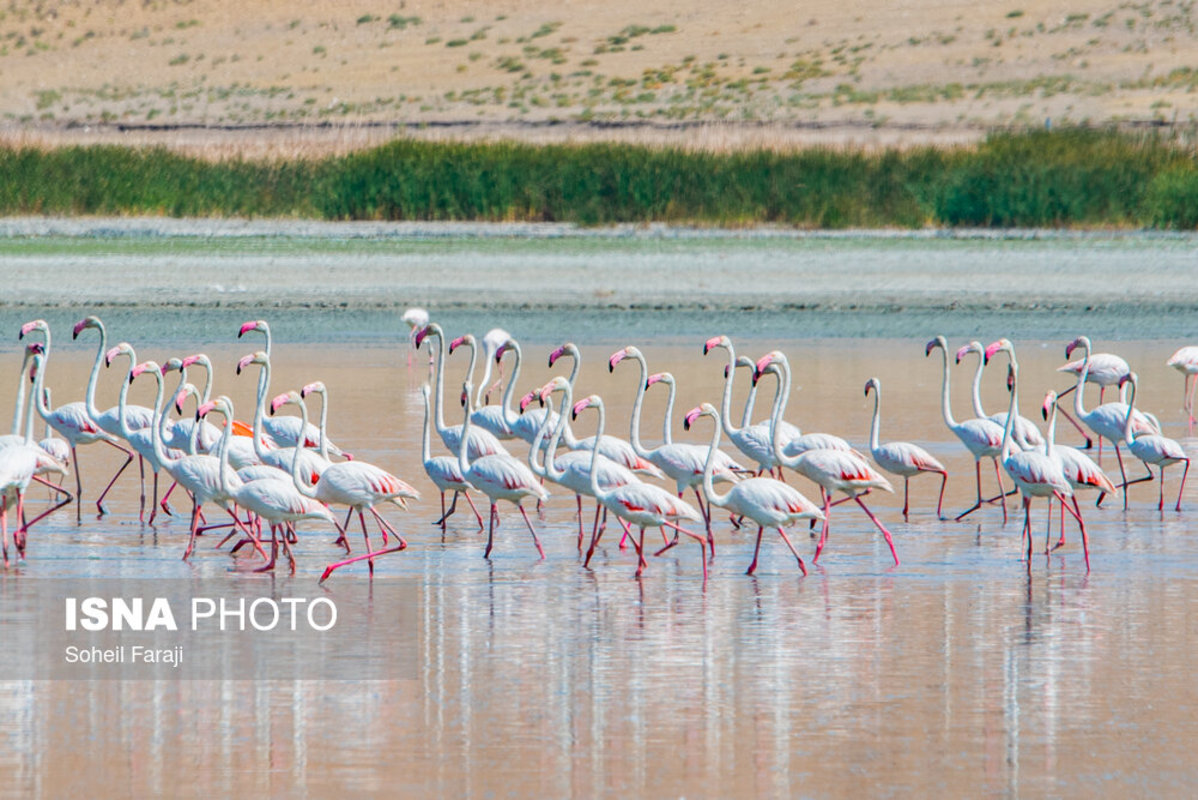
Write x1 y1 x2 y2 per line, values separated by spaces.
457 381 473 476
625 352 653 459
554 346 582 449
585 398 611 505
770 368 799 470
196 357 213 404
115 355 138 440
1073 339 1092 420
541 386 574 482
499 341 523 428
936 345 960 431
26 355 47 445
1045 397 1058 458
868 386 882 454
183 388 203 455
660 375 676 445
250 360 271 461
699 409 732 509
1000 366 1019 463
11 348 33 437
716 343 737 437
968 351 988 418
147 369 178 469
420 387 434 466
166 364 188 433
216 402 234 498
738 360 758 430
428 326 449 436
83 321 108 423
1123 378 1138 445
312 389 331 463
288 397 319 499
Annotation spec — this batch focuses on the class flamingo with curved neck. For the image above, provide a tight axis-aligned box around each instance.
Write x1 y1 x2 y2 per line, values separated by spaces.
864 377 948 519
1120 372 1189 512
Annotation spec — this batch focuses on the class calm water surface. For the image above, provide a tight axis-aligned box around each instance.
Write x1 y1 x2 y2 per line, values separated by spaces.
0 327 1195 797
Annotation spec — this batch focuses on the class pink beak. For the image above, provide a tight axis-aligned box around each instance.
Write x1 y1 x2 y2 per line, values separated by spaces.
925 339 938 356
449 336 466 353
646 373 665 387
548 345 565 367
954 344 972 363
414 326 431 348
702 336 723 355
104 346 122 366
519 390 537 412
538 382 557 403
270 393 290 414
19 321 39 338
983 341 1004 362
754 353 774 374
495 342 510 362
196 400 217 418
130 362 153 379
182 355 201 368
238 321 259 338
608 350 628 371
683 406 703 430
301 382 321 397
72 319 89 338
571 398 591 419
175 390 189 414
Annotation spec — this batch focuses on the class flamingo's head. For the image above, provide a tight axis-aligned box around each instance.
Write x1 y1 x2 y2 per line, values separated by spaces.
753 351 785 384
703 335 730 356
414 323 436 350
539 376 570 404
1064 336 1090 359
683 403 714 431
18 319 47 340
1118 371 1138 390
519 389 539 413
448 334 474 355
24 342 44 358
926 336 948 357
548 343 574 368
181 354 205 370
494 341 512 363
571 395 599 420
460 381 473 411
1042 390 1058 421
646 372 668 390
236 351 268 375
459 388 468 408
130 361 159 382
270 391 300 416
175 385 196 415
238 320 268 339
196 396 232 422
27 351 43 382
864 377 880 397
300 381 326 399
105 342 133 367
955 341 983 364
401 308 429 330
72 316 101 340
608 346 635 372
983 338 1014 365
162 357 184 374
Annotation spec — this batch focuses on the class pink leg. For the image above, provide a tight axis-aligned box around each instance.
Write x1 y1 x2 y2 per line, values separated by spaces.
518 504 545 559
661 520 707 584
855 495 899 566
160 480 177 515
776 527 808 576
462 491 485 528
934 470 947 520
95 439 135 515
1055 491 1089 570
955 461 985 521
484 503 497 557
746 526 764 575
813 489 832 562
1 504 9 567
1177 459 1190 512
692 487 714 557
902 477 910 519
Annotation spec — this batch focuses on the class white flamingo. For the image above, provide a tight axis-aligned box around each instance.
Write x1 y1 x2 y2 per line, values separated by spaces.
684 402 823 576
402 307 432 368
926 335 1010 522
572 393 706 581
414 323 510 460
956 339 1045 451
419 384 484 531
1039 390 1117 553
458 380 548 559
1120 372 1190 512
1166 345 1198 432
863 377 948 519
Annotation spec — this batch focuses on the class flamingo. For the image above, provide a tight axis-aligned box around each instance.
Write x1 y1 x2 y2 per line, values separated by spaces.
0 351 68 565
958 339 1045 451
996 362 1088 569
161 354 222 454
532 376 638 552
458 380 549 559
419 384 484 530
271 389 419 582
702 335 800 475
414 323 510 460
609 345 742 550
571 393 706 581
684 402 823 576
926 335 1009 522
473 334 556 445
113 357 185 525
759 355 899 566
539 342 663 478
1039 390 1117 552
863 377 948 519
235 352 330 485
477 327 511 405
206 395 338 574
1064 335 1158 509
1120 372 1190 512
401 307 431 368
237 320 349 457
158 385 263 562
1166 345 1198 432
1058 350 1131 404
449 333 518 441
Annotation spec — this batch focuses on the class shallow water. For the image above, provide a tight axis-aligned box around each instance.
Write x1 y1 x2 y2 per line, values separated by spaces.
1 324 1196 797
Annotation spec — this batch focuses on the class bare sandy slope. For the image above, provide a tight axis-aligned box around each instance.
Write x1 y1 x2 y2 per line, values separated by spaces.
0 0 1194 154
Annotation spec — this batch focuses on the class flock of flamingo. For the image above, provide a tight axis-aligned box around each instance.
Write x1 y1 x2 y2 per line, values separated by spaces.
1 309 1195 582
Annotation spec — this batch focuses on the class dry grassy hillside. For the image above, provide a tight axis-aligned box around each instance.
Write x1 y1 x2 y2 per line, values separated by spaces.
0 0 1194 154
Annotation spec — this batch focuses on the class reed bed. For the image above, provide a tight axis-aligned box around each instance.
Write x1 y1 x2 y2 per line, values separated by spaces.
0 128 1195 228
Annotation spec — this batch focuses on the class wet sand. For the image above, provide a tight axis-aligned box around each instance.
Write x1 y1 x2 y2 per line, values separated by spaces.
0 325 1196 796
